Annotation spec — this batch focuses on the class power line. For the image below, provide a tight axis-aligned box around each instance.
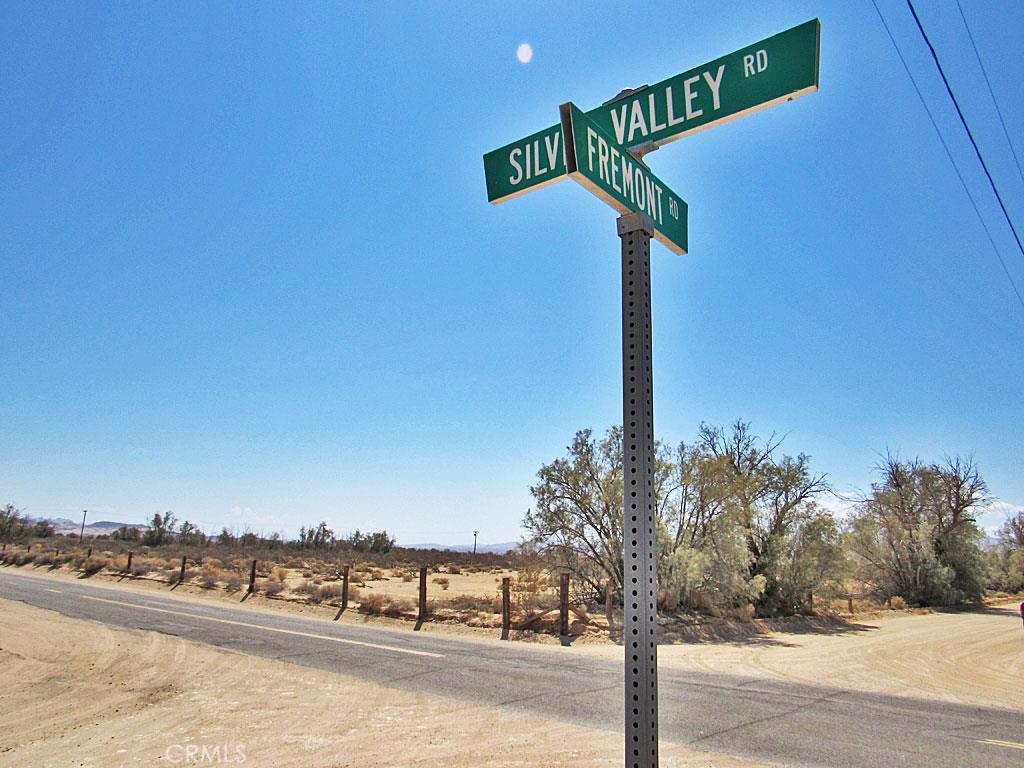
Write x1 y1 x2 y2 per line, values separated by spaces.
868 0 1024 312
905 1 1024 265
955 0 1024 190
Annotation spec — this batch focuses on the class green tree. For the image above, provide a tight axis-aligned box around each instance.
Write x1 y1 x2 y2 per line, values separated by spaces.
847 456 988 605
0 505 32 542
112 525 141 541
299 521 335 549
177 520 207 547
526 427 674 596
991 510 1024 592
141 511 177 546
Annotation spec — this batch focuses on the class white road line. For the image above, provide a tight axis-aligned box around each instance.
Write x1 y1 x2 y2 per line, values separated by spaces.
79 595 444 659
43 588 62 593
977 739 1024 751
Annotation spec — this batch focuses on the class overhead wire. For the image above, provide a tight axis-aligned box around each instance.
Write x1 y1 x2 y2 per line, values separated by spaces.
954 0 1024 190
867 0 1024 312
905 1 1024 267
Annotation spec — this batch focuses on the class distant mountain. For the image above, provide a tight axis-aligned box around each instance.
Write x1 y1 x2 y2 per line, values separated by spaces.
90 520 144 530
403 542 518 554
27 515 147 536
32 516 78 527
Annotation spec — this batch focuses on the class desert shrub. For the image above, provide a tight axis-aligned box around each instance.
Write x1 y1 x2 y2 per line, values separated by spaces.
164 566 186 584
264 577 285 596
383 598 415 618
358 592 387 614
223 572 244 592
132 557 166 577
199 566 224 589
401 571 414 583
447 564 461 575
301 569 313 578
432 576 450 590
295 580 340 603
33 551 55 567
443 594 502 613
510 566 551 611
79 555 108 576
369 568 385 580
317 583 342 602
272 566 288 582
890 595 907 610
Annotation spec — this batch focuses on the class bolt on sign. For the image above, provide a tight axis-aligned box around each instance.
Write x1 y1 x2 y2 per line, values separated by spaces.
483 18 819 207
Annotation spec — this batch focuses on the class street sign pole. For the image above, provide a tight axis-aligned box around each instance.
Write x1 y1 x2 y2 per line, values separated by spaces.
482 20 822 768
618 211 658 768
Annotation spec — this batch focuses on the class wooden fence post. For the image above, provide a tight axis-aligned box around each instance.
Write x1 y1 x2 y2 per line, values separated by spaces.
416 565 428 629
847 595 854 614
179 554 187 585
341 565 350 611
86 548 92 558
248 559 257 594
501 577 511 640
125 551 133 573
605 578 614 631
559 571 570 640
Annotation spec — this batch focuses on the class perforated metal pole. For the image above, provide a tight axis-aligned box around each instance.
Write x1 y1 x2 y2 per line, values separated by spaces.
618 211 658 768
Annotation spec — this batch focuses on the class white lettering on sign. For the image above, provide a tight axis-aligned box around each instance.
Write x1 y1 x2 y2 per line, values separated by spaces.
507 132 561 187
743 49 768 77
704 65 724 110
610 144 621 193
584 126 666 226
683 75 702 120
544 132 560 175
607 64 728 146
508 148 523 185
532 139 546 177
627 102 648 145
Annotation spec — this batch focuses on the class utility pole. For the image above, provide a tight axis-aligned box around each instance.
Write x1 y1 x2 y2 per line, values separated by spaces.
472 530 478 554
79 510 87 542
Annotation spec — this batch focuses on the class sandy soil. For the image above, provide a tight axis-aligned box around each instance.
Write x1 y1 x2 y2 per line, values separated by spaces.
582 605 1024 710
0 599 767 768
355 568 518 601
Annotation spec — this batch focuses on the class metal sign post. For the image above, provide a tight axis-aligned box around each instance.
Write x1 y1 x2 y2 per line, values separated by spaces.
618 212 658 768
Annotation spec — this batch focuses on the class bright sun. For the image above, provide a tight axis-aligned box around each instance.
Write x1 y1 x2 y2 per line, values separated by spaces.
516 42 533 64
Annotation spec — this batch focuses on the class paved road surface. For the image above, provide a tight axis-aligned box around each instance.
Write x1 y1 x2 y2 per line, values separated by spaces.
1 568 1020 767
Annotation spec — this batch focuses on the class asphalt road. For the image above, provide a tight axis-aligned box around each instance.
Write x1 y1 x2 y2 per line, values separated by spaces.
1 567 1021 767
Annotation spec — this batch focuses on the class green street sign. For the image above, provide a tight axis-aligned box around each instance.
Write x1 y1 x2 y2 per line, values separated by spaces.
561 103 688 255
483 18 820 205
588 18 819 149
482 123 565 205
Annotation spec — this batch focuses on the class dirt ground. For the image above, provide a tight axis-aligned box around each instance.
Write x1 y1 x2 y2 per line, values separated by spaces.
0 599 767 768
583 603 1024 710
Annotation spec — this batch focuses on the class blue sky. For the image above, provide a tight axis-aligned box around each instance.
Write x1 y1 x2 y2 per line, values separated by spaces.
2 1 1022 544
